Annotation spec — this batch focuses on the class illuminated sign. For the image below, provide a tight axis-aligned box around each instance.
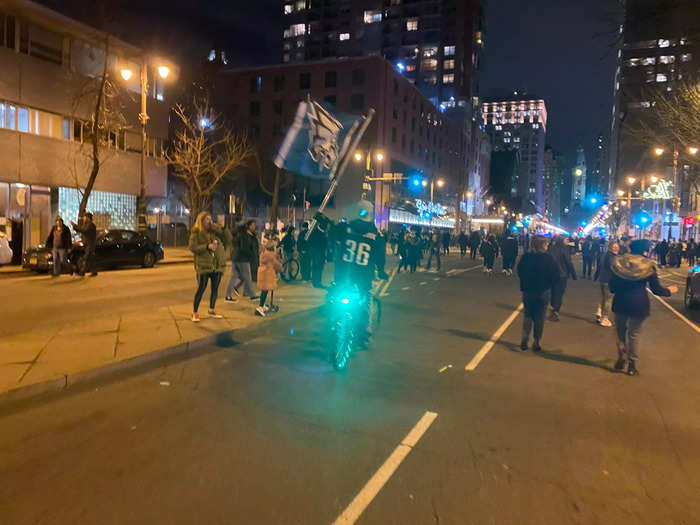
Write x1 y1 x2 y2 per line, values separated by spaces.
415 199 447 217
643 179 673 200
684 216 696 226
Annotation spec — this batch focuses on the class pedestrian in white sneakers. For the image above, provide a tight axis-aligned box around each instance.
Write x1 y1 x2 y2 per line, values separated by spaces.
594 240 619 327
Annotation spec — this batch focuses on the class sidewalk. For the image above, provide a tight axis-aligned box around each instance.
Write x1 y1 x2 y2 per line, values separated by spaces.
0 278 326 402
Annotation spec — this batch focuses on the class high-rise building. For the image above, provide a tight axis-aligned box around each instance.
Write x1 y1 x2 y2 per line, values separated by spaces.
589 133 608 198
609 0 700 195
481 95 547 213
571 146 587 205
280 0 485 111
543 146 563 224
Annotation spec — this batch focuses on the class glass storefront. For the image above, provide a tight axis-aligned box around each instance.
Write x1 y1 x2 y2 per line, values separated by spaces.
58 187 137 231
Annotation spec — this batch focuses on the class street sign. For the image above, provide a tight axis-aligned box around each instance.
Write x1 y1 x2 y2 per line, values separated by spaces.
643 179 672 200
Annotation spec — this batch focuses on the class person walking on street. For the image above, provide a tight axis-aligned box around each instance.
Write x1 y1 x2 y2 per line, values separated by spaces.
547 236 577 321
581 236 596 279
71 212 97 277
255 238 283 317
654 239 669 266
688 239 698 266
309 221 328 288
458 231 468 258
297 222 311 281
517 236 560 351
426 231 442 271
593 240 619 327
609 240 677 375
226 219 259 301
441 230 451 255
501 233 518 276
46 217 72 277
469 230 481 260
189 211 231 322
406 231 421 273
481 235 499 273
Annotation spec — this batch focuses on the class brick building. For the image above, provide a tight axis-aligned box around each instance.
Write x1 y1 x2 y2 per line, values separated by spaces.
215 56 469 229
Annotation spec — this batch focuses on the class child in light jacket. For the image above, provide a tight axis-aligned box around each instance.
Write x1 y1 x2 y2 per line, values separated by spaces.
255 239 283 317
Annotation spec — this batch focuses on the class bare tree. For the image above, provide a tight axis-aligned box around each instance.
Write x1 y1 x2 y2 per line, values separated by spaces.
68 36 129 218
255 152 294 229
165 96 254 223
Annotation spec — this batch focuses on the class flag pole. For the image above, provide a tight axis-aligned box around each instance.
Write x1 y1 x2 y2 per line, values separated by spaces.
305 108 375 240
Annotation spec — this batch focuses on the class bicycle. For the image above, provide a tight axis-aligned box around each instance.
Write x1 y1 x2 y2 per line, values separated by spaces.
279 248 300 282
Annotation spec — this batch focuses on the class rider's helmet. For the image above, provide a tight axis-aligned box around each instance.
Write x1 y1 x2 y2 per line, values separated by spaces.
346 199 374 223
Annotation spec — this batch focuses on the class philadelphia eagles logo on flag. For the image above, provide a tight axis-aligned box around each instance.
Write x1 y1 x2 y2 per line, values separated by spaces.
274 97 364 180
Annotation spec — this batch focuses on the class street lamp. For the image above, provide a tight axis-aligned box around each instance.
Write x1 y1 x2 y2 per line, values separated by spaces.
689 147 699 155
354 152 362 162
375 152 384 161
119 59 175 231
650 175 659 183
617 190 624 196
627 176 636 185
654 147 665 156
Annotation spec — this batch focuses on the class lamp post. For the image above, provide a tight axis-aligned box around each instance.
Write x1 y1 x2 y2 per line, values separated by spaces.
654 145 698 238
353 149 385 225
430 178 444 203
120 61 172 231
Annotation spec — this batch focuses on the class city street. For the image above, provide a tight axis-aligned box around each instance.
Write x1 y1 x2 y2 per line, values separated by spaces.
2 254 699 524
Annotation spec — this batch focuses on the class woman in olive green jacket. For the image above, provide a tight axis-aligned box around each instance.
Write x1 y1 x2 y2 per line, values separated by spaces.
189 211 232 322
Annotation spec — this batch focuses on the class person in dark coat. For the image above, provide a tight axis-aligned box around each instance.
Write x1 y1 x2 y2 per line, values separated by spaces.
500 234 518 276
71 212 97 277
405 231 421 273
441 230 451 255
375 230 389 279
668 241 682 268
308 222 328 288
654 239 669 266
609 240 677 375
581 236 596 279
297 222 311 281
426 231 442 271
593 240 619 327
46 217 73 277
517 236 560 351
547 236 577 321
469 230 481 260
226 219 259 300
457 231 468 258
687 239 698 266
480 235 499 273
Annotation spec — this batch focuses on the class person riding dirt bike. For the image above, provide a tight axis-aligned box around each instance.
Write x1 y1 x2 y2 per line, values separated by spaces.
314 199 384 345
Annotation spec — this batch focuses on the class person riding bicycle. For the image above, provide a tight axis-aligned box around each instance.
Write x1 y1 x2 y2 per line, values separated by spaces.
315 199 383 340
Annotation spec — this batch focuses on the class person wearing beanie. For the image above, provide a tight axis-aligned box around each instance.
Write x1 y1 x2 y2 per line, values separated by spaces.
608 239 678 375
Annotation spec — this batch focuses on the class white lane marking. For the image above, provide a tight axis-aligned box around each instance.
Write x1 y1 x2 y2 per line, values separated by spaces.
401 286 411 291
379 267 398 297
333 411 438 525
433 278 440 281
465 304 524 371
446 265 482 276
650 292 700 335
419 282 427 286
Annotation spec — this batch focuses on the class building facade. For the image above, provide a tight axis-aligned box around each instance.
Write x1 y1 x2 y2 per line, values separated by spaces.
542 146 564 224
215 56 469 229
608 0 700 238
0 0 169 257
571 146 587 206
280 0 485 112
481 95 547 213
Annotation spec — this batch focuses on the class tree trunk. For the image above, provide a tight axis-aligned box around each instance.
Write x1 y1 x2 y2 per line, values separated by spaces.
269 167 281 230
78 38 108 218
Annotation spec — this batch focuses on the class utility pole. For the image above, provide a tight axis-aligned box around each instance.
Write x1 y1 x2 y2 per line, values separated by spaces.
138 59 149 232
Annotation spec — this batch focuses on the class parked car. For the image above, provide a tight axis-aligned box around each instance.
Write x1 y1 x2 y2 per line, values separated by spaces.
685 264 700 309
23 229 164 273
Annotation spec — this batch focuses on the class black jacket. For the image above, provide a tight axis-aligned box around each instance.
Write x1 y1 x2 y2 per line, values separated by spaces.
73 221 97 252
46 225 72 250
501 237 518 259
548 242 577 280
609 254 671 318
594 251 616 283
235 229 259 263
517 252 560 295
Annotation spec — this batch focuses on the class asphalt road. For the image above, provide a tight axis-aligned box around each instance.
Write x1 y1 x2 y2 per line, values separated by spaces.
2 253 700 524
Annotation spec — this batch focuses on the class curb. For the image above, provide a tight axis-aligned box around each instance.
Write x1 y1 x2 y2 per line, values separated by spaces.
0 333 224 408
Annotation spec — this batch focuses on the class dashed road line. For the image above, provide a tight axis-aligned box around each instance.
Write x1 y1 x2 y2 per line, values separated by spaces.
333 411 438 525
465 304 524 371
379 267 398 297
446 265 482 276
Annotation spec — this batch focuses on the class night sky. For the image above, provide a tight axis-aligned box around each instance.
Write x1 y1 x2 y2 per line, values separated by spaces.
42 0 617 170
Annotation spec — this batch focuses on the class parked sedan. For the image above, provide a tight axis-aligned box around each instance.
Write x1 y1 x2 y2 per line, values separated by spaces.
685 264 700 309
23 229 164 272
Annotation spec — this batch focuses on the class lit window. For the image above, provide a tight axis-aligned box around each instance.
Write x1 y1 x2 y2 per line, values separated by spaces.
406 18 418 31
533 123 539 129
363 10 382 23
283 42 291 50
442 74 454 84
284 4 292 14
504 138 511 143
444 45 455 56
283 53 290 62
207 49 216 62
423 74 437 85
443 59 454 70
495 125 502 130
405 64 416 72
295 0 305 10
625 58 640 67
296 39 304 48
423 46 438 58
339 32 350 41
659 55 675 64
656 73 668 82
514 137 520 143
475 31 483 45
421 59 437 71
290 23 306 37
641 57 656 65
681 53 692 62
658 39 670 48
